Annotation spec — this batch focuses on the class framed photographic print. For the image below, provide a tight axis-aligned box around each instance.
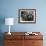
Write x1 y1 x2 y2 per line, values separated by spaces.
18 9 36 23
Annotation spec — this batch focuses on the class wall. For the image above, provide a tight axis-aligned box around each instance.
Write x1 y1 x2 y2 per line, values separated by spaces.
0 0 46 32
0 0 46 46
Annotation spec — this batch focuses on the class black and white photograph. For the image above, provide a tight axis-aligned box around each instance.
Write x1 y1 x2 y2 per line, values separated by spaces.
18 9 36 23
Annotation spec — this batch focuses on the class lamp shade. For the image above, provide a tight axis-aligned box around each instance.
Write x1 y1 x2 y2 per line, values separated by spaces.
5 18 14 25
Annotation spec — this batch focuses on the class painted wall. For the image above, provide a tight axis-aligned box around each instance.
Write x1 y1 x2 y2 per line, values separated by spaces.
0 0 46 46
0 0 46 32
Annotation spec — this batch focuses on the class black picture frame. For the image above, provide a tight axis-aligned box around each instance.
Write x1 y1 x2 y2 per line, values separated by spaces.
18 9 36 23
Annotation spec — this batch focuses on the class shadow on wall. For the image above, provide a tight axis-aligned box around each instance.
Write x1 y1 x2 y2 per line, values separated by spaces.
0 16 5 46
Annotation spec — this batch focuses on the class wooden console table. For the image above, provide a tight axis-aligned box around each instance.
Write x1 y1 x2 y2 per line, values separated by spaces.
4 32 43 46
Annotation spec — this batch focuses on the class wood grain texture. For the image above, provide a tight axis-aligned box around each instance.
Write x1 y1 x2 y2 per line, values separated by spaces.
4 32 43 46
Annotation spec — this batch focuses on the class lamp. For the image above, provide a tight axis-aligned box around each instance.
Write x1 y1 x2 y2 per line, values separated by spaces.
5 18 14 35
